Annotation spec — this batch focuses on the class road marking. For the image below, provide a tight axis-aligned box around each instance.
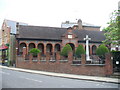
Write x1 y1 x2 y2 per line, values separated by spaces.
0 71 10 75
20 77 42 83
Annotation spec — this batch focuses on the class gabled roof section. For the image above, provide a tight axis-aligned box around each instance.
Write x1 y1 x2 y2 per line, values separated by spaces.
73 30 105 42
17 25 67 40
17 25 105 42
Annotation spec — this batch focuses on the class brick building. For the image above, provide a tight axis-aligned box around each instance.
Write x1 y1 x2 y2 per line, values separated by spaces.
15 21 114 76
0 19 28 64
16 19 105 56
0 19 106 65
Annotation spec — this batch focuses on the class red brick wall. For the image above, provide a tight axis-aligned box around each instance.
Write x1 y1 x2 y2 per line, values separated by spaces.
16 52 113 76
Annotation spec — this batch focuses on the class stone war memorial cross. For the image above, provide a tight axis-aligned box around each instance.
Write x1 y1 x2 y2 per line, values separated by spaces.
84 35 92 61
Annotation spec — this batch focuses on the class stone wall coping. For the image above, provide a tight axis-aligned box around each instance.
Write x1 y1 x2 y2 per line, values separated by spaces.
85 64 105 66
73 60 81 61
40 60 46 62
49 60 56 62
32 60 38 62
59 60 68 62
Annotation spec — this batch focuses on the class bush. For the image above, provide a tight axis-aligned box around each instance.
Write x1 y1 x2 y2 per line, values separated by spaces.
96 44 109 59
29 48 40 57
61 44 72 57
75 45 85 58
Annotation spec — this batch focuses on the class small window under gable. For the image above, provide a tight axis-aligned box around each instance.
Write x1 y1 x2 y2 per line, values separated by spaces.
68 34 73 39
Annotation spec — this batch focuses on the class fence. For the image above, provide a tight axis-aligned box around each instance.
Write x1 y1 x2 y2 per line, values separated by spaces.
16 51 113 76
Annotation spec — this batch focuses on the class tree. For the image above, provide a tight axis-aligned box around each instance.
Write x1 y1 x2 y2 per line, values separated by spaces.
96 44 109 59
75 45 85 58
29 48 40 57
103 10 120 46
61 44 72 57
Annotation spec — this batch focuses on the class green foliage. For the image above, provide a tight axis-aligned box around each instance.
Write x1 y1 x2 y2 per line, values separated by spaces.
61 44 72 57
29 48 40 56
75 45 85 58
6 43 9 47
103 10 120 45
96 44 109 59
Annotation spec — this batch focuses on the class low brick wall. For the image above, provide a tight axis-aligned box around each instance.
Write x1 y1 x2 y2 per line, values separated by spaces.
16 52 113 76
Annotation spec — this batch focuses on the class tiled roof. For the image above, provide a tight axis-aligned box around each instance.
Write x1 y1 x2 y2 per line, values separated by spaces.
17 25 105 42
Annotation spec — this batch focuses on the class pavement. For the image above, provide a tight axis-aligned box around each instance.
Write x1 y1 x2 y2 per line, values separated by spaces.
0 65 119 84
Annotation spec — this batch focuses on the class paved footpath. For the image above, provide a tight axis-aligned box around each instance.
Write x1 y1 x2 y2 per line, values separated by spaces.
0 65 119 84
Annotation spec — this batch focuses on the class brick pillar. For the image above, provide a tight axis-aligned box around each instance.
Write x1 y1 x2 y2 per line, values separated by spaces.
81 54 86 65
105 53 113 76
29 53 33 63
68 51 73 64
16 48 18 67
90 45 92 55
35 44 37 48
22 47 26 59
52 45 55 55
37 53 41 64
56 52 60 60
46 52 50 60
26 44 29 55
44 45 46 55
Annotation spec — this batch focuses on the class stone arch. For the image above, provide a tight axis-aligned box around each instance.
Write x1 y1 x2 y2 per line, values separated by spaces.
99 44 101 47
38 43 44 55
92 45 97 55
28 43 35 52
55 44 61 52
67 43 75 52
46 43 53 54
19 43 27 55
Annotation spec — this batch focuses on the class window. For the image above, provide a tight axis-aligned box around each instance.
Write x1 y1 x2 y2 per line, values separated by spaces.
68 35 72 39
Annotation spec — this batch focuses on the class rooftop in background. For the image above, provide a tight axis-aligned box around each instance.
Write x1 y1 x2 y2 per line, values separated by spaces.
61 19 101 28
3 19 28 34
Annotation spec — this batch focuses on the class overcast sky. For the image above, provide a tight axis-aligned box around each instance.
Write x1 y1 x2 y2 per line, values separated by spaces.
0 0 119 29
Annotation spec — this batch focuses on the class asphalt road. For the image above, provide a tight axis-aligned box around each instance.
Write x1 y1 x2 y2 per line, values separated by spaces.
0 68 119 88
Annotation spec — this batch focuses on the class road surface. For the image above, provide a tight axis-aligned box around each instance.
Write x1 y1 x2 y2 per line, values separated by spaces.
0 68 119 88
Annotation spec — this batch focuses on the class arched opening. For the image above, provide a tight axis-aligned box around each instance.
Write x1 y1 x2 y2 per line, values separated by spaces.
19 43 27 55
29 43 35 52
67 43 75 52
92 45 97 55
55 44 61 52
38 43 44 55
46 44 52 54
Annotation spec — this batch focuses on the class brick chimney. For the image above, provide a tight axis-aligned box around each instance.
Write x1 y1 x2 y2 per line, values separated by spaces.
77 19 83 30
16 22 19 35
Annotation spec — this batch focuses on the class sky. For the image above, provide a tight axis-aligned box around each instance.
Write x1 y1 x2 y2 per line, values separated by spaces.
0 0 119 29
